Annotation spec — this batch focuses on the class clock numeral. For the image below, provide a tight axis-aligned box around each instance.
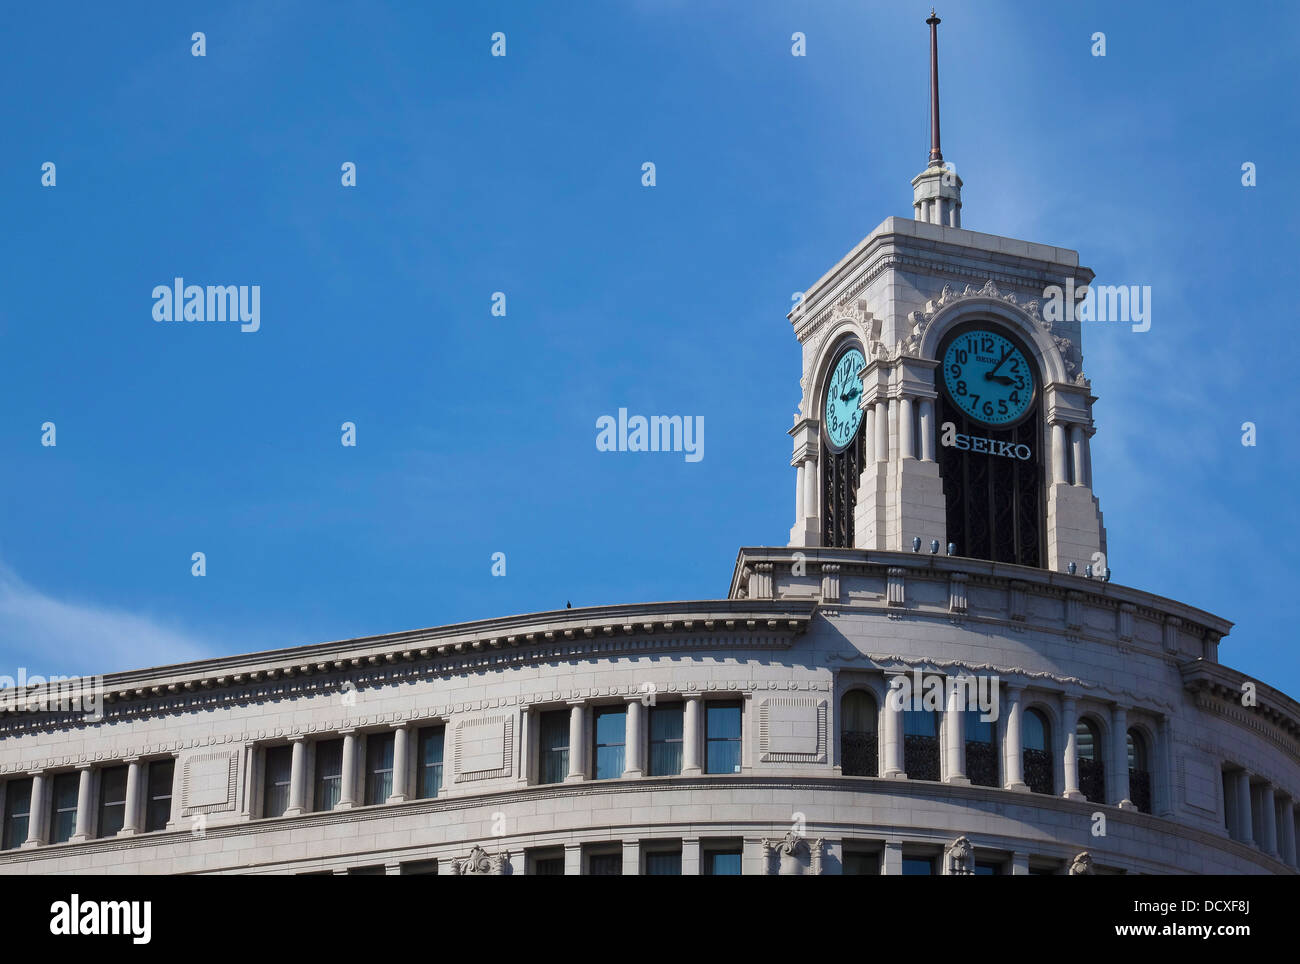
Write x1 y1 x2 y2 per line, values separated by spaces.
955 380 967 396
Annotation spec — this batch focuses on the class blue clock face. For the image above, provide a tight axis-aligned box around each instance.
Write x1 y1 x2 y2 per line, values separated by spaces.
943 328 1035 426
824 348 865 450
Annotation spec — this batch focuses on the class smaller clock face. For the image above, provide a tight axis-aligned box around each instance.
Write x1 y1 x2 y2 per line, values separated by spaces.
943 329 1035 426
824 348 865 450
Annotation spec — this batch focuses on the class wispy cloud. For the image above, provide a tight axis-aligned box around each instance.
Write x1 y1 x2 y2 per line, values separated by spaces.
0 561 210 678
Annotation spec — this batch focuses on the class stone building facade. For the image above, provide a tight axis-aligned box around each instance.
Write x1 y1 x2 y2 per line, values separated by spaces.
1 20 1296 877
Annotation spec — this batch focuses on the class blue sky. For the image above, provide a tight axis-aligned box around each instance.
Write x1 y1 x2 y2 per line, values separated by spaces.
1 1 1296 697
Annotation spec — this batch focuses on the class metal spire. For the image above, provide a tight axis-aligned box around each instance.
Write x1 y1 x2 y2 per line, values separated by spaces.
927 9 943 166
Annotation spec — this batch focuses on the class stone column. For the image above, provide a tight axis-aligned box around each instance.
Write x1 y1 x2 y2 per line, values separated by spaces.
1011 852 1030 876
887 398 899 463
883 675 905 779
70 765 94 842
168 756 183 829
899 396 916 460
918 398 935 461
1061 696 1083 800
682 837 702 875
1280 800 1298 867
874 401 889 461
623 699 644 778
881 840 903 876
119 759 142 836
1111 706 1132 809
682 696 703 775
943 681 968 785
564 842 582 876
336 730 357 809
803 459 817 519
1003 686 1027 791
1051 422 1069 485
794 463 804 522
1235 771 1253 844
285 737 307 816
566 704 586 782
22 773 46 847
864 406 876 462
622 839 640 875
1260 784 1278 856
388 724 410 803
1070 425 1086 487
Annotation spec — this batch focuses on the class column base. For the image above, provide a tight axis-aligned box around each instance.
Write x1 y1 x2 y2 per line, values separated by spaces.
284 807 304 817
682 766 702 777
1063 790 1085 801
788 519 820 548
70 833 90 843
385 794 407 805
622 768 644 779
334 801 355 811
116 827 138 837
1003 781 1030 793
883 769 907 780
564 773 585 784
21 840 41 849
944 775 971 786
1117 799 1136 811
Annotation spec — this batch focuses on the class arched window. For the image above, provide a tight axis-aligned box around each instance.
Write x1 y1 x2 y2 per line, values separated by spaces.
1076 718 1105 804
1022 708 1053 795
1127 729 1152 814
840 691 877 777
903 709 941 781
964 712 998 787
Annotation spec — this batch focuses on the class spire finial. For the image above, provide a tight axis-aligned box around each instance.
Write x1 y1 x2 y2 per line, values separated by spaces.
926 9 943 166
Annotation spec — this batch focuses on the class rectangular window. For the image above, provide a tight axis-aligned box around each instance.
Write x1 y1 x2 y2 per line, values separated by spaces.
902 856 935 875
588 852 622 876
313 739 343 812
842 851 880 875
531 852 565 876
974 861 1003 875
400 859 439 876
417 726 445 799
97 766 128 838
262 747 292 819
364 732 395 805
705 702 742 774
704 845 742 876
593 706 626 780
538 710 570 785
145 760 174 831
648 704 683 776
644 850 682 875
2 779 32 849
49 772 79 844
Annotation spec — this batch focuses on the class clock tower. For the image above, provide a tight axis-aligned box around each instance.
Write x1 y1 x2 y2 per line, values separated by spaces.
787 11 1105 574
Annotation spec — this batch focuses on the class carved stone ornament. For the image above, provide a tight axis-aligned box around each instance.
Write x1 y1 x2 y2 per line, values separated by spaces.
946 835 975 875
1069 851 1095 876
902 279 1086 384
801 296 879 393
760 830 825 875
455 844 510 875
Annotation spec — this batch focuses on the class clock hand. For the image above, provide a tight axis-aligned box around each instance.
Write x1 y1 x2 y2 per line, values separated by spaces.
983 372 1014 386
988 347 1012 377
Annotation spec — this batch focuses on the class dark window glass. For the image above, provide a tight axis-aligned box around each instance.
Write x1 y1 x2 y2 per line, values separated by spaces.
842 851 880 875
417 727 445 799
593 707 626 780
705 702 742 774
348 865 385 875
903 710 940 780
645 850 682 875
49 772 79 843
974 861 1002 875
263 747 292 818
313 739 343 812
533 856 565 876
841 691 877 777
400 859 439 875
97 766 128 837
902 857 934 875
588 853 622 876
1076 719 1105 804
1127 729 1152 814
538 710 570 785
1022 708 1053 795
648 705 683 776
965 711 998 787
2 779 32 849
365 732 395 805
145 760 174 832
705 848 742 875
